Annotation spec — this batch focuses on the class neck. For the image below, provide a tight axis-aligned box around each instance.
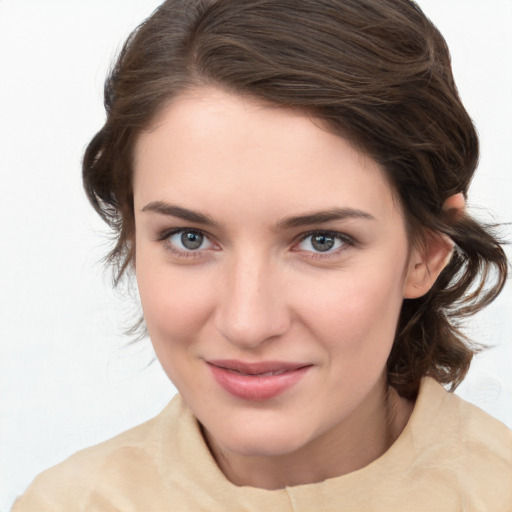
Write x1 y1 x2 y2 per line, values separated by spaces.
203 374 414 489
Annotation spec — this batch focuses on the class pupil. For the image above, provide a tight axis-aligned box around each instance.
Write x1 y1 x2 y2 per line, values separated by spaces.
181 231 203 250
312 234 334 252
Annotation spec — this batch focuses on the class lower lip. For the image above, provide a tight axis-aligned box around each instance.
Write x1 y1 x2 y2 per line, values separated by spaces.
208 364 311 401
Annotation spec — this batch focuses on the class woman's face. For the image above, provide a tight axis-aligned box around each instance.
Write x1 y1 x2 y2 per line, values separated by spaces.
133 88 418 458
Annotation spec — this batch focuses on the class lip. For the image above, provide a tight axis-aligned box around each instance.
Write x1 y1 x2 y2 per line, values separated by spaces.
207 359 312 401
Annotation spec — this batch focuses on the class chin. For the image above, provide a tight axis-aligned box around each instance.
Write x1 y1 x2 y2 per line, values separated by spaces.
205 412 316 458
221 435 309 459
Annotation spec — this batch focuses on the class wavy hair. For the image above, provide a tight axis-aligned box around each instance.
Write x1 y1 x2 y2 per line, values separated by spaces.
83 0 508 399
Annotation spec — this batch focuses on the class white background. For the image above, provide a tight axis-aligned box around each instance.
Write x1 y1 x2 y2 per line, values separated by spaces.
1 1 511 510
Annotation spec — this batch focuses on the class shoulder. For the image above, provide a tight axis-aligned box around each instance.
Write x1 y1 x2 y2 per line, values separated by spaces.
407 377 512 508
415 377 512 455
12 395 184 512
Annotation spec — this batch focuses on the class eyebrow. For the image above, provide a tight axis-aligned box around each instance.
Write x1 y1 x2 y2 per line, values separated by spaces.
141 201 375 229
276 208 375 230
141 202 219 227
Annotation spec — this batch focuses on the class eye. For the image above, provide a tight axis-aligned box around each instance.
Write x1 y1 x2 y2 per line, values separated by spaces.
296 231 351 254
164 229 214 253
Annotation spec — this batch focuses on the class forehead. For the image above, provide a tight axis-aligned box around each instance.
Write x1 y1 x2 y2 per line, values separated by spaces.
133 88 402 225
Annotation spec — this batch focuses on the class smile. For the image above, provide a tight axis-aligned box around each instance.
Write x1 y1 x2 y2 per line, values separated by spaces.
207 360 312 401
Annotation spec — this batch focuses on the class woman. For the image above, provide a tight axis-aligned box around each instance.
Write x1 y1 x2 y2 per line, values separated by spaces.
13 0 511 510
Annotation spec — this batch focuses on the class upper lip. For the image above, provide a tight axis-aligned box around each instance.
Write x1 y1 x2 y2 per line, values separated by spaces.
207 359 311 375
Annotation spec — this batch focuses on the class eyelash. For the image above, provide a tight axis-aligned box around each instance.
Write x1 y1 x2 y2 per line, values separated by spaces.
156 228 356 260
156 228 216 259
294 230 356 260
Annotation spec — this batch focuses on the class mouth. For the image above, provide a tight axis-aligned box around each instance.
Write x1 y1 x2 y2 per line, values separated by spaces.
206 359 312 401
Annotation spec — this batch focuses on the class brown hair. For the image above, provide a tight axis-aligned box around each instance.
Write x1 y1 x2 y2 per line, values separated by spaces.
83 0 508 399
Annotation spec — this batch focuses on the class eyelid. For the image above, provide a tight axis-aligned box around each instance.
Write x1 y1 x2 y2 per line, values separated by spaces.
157 227 219 258
155 227 356 260
297 229 355 243
292 230 357 257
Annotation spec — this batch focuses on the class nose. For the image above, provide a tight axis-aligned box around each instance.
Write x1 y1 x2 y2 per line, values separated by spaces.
214 252 291 349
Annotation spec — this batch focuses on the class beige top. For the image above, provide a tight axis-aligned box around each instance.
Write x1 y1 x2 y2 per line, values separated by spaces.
13 378 512 512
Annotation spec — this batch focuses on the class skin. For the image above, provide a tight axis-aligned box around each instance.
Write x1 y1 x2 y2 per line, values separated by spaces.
133 87 454 489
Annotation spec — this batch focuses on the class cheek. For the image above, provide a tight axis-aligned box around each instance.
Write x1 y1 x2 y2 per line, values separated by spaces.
136 261 217 391
135 256 214 346
297 259 407 361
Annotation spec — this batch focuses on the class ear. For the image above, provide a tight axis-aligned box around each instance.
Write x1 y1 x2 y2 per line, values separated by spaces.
403 193 465 299
403 233 454 299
